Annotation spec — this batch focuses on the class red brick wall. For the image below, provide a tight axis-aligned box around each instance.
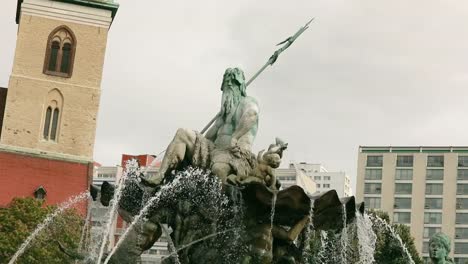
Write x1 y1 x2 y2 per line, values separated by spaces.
0 151 90 214
121 154 156 168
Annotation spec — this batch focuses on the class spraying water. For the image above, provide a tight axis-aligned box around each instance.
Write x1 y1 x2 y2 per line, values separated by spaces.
340 204 348 264
103 168 211 264
161 224 181 264
356 212 376 264
300 208 314 263
76 197 93 263
103 181 174 264
269 192 277 241
8 191 90 264
160 228 239 262
370 214 415 264
95 159 135 264
316 230 328 263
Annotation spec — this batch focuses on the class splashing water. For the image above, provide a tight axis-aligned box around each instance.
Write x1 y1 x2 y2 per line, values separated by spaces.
269 192 277 241
103 168 215 264
316 230 328 263
8 191 90 264
340 204 348 264
160 228 239 262
300 208 314 263
370 214 415 264
356 212 376 264
76 197 93 261
95 159 136 263
161 224 181 264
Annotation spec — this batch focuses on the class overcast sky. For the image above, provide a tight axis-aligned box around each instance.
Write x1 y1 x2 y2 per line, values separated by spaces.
2 0 468 192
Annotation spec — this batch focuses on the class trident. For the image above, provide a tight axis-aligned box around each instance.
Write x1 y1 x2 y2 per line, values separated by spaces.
200 18 314 134
149 18 314 160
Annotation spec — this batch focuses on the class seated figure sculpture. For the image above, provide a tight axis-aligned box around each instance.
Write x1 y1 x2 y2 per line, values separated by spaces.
429 232 454 264
142 67 259 186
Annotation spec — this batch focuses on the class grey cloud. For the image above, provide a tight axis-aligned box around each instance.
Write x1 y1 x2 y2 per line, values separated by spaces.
2 0 468 192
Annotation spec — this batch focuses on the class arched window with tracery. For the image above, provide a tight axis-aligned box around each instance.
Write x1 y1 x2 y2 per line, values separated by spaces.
43 26 76 78
43 89 64 141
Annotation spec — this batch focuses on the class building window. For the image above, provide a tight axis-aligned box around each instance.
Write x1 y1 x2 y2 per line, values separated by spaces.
424 212 442 224
317 184 320 188
366 155 383 167
43 26 76 78
457 198 468 210
455 243 468 254
427 156 444 167
394 197 411 209
425 183 443 195
423 227 441 238
393 212 411 224
459 156 468 167
454 258 468 264
323 184 330 188
455 228 468 239
364 197 381 209
395 183 412 194
395 169 412 180
42 89 63 142
397 155 413 167
314 176 321 181
33 186 47 200
456 213 468 224
457 184 468 195
365 169 382 180
422 242 429 253
364 183 381 194
458 169 468 180
426 169 444 180
425 198 443 209
324 176 331 181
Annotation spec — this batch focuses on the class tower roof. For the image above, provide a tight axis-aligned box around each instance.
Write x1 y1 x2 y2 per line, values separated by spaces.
16 0 119 24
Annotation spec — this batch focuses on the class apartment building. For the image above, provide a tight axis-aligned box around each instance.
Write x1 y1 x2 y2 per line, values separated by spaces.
356 146 468 263
294 162 352 197
274 164 317 195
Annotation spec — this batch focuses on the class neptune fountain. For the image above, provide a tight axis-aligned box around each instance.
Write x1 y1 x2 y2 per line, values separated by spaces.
88 66 364 264
6 19 377 264
86 19 368 264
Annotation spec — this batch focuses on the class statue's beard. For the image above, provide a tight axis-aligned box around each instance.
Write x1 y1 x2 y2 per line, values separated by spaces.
220 87 241 120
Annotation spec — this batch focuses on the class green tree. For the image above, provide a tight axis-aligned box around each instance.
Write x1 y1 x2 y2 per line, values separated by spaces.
307 210 422 264
0 197 84 264
369 210 422 264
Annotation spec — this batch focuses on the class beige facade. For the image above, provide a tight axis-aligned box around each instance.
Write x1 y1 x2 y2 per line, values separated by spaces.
356 146 468 263
276 164 317 195
1 0 116 161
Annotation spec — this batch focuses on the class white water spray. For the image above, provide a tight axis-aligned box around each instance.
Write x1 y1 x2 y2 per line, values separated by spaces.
269 192 277 241
356 212 376 264
8 191 90 264
371 214 415 264
103 169 200 264
95 160 135 263
161 224 181 264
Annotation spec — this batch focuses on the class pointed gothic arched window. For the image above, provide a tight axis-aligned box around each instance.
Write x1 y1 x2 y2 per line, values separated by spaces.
44 26 76 78
43 89 63 142
43 107 52 139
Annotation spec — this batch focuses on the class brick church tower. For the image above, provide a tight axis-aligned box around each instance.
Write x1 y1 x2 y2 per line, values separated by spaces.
0 0 118 208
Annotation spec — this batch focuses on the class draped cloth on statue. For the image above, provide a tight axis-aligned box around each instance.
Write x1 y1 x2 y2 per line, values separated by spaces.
191 132 256 177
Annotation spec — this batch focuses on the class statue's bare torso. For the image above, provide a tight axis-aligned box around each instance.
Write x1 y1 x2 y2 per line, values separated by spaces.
208 96 258 151
142 68 259 185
